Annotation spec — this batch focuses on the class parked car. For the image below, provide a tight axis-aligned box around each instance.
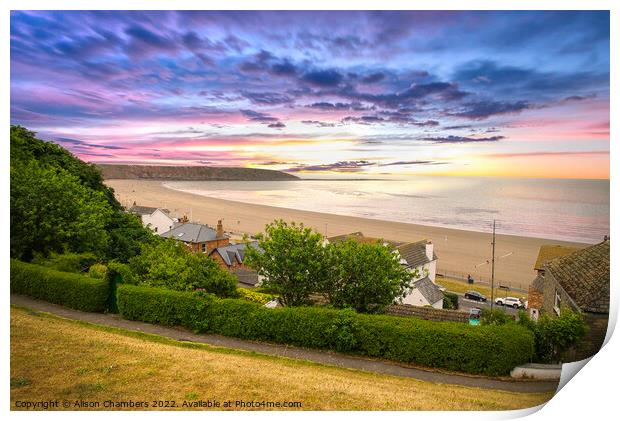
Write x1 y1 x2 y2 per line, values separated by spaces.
464 290 487 302
495 296 525 309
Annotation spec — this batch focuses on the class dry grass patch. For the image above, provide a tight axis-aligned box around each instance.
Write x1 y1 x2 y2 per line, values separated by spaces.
10 307 552 411
437 277 528 300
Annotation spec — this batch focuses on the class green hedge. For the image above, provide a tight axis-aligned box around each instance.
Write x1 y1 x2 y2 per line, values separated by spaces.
10 259 110 312
117 284 534 375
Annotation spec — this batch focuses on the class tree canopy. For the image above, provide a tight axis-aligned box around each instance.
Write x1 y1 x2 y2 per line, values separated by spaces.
245 220 332 306
246 220 415 311
10 125 154 262
325 238 414 313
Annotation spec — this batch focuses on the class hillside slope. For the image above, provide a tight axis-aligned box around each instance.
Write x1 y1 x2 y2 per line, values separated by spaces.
98 164 298 181
10 307 552 410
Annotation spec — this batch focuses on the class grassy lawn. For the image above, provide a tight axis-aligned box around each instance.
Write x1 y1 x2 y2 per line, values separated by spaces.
436 277 529 300
10 306 552 411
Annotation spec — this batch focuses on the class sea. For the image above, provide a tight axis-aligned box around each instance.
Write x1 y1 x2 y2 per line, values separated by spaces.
163 176 610 244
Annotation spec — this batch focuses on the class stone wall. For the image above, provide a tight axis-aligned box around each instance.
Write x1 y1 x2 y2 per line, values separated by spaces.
385 304 470 323
564 312 609 362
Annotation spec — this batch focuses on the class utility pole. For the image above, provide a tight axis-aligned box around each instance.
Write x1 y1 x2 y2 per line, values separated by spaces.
490 219 496 312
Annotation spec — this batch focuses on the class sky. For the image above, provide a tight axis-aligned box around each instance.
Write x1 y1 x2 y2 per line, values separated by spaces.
10 10 610 179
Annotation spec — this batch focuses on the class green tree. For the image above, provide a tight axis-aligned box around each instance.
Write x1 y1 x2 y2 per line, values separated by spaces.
124 239 237 297
324 239 413 313
11 161 112 261
105 211 156 262
11 125 120 209
10 125 155 262
245 220 331 306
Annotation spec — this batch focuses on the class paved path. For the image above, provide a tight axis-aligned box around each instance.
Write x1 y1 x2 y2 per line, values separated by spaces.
11 294 559 393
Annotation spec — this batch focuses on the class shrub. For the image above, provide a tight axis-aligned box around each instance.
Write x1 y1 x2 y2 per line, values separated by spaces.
124 239 237 297
443 292 459 310
88 263 108 279
117 284 534 375
31 252 98 274
236 288 276 304
518 310 587 363
481 308 515 325
10 259 110 312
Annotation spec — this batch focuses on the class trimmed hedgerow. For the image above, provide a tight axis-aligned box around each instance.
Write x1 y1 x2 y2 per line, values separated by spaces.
236 288 276 304
117 284 534 375
10 259 109 312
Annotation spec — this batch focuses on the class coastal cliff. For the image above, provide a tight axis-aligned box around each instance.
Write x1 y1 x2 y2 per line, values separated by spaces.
98 164 298 181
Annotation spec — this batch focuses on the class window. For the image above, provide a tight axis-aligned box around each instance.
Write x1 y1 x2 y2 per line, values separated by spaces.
154 227 158 233
554 290 561 315
201 243 207 253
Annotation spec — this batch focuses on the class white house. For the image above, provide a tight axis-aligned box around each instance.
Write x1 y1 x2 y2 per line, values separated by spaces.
395 240 443 308
403 277 444 308
129 205 175 234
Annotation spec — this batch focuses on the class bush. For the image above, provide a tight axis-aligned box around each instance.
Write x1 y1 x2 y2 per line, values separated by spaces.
117 284 534 375
89 263 108 279
10 259 110 312
124 239 237 297
443 292 459 310
237 288 276 304
31 251 98 274
481 308 515 325
518 310 587 363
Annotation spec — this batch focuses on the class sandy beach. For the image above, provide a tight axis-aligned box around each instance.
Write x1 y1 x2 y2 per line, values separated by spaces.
107 179 588 289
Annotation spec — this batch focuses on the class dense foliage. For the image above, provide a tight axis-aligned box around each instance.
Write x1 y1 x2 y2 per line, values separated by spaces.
245 220 331 306
31 251 98 274
11 259 110 312
443 292 459 310
117 284 535 375
481 308 516 326
324 238 413 313
10 125 154 262
517 310 587 363
120 239 237 297
246 220 416 312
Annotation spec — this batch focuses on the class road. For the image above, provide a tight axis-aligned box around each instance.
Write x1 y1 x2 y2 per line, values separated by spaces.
457 295 521 316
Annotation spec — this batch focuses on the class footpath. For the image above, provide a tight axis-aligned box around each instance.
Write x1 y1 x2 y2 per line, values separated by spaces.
10 294 559 394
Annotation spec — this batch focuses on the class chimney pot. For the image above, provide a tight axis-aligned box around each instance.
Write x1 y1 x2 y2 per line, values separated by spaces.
425 240 434 261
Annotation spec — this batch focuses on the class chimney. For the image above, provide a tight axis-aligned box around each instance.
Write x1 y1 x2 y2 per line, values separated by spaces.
216 220 224 238
425 240 434 261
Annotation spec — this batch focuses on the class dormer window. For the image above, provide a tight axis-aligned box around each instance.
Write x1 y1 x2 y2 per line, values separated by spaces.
554 290 561 315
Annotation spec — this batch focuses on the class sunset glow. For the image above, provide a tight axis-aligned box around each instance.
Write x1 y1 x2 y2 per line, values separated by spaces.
10 11 610 179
